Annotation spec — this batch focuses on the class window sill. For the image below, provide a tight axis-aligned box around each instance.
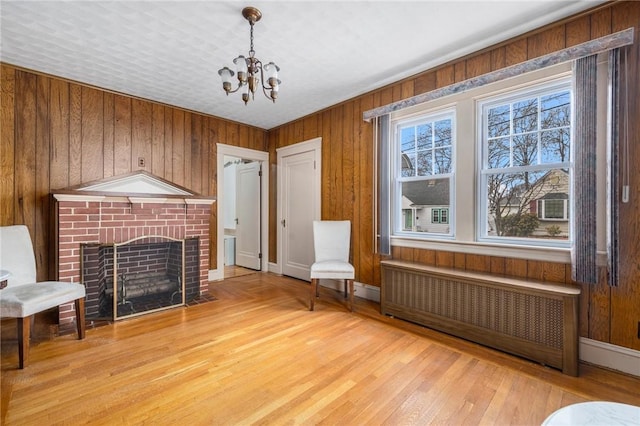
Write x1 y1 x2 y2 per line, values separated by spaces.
390 236 571 263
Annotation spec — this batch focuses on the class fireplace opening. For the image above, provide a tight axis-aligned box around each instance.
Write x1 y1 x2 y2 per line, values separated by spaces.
81 236 200 320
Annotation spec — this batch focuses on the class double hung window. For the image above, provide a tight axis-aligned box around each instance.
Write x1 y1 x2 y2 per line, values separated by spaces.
479 79 572 245
393 110 455 237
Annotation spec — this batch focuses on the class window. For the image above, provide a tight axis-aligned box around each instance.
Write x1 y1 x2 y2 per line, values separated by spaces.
432 208 449 224
479 80 572 244
393 110 454 236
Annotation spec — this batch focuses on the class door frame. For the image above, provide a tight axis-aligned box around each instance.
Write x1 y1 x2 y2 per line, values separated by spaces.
212 143 269 281
275 137 322 275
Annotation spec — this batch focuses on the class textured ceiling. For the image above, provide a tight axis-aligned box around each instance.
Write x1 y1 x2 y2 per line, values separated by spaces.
1 1 604 130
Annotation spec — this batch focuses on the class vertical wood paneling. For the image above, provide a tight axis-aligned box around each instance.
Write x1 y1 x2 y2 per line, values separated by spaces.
183 113 192 188
114 95 131 176
330 106 344 219
131 99 152 174
565 15 591 46
590 7 612 38
81 87 104 182
1 65 15 225
490 47 507 71
163 106 173 181
103 93 115 178
454 62 466 82
151 103 165 177
35 76 50 280
172 109 185 186
527 26 565 59
321 110 332 220
413 71 436 95
69 84 82 185
505 38 527 66
436 65 455 88
15 71 36 231
49 79 69 190
190 114 203 193
466 52 491 79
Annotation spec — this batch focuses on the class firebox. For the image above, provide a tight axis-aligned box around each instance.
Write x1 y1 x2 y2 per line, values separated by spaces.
81 236 200 320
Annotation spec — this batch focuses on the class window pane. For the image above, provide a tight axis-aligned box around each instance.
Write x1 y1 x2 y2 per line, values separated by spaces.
484 169 569 240
512 133 538 166
434 119 452 147
541 128 570 163
440 208 449 224
434 147 451 174
417 124 432 150
541 91 570 129
401 178 450 234
488 105 510 137
544 199 565 219
488 137 510 169
416 151 432 176
400 127 415 154
401 153 415 177
513 98 538 133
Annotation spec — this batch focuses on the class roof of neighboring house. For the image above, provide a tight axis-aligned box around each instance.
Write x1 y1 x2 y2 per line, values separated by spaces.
539 192 569 200
402 180 450 207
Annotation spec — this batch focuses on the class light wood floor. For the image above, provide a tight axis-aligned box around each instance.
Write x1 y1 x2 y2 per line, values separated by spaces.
2 273 639 425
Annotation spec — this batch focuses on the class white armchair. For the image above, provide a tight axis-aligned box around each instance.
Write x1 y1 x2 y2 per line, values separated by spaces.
0 225 86 368
310 220 355 311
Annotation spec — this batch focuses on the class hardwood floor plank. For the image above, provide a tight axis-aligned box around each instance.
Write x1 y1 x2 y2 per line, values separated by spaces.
2 272 639 425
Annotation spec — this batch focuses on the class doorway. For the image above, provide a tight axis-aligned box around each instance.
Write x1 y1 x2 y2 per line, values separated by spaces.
215 144 269 281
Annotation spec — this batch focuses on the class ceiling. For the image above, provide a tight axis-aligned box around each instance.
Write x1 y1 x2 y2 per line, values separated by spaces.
1 1 605 130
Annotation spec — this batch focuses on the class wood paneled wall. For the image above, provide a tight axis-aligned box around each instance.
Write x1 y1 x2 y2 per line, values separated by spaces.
267 2 640 350
0 66 267 277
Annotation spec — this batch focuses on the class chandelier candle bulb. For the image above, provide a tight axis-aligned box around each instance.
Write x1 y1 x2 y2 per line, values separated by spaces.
218 6 281 104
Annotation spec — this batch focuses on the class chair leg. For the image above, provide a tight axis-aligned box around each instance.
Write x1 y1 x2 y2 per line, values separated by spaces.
310 279 317 311
17 316 31 369
344 280 347 298
348 279 354 312
75 298 86 339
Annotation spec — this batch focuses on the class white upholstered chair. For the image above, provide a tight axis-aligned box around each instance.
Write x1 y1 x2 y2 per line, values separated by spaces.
0 225 86 369
310 220 355 311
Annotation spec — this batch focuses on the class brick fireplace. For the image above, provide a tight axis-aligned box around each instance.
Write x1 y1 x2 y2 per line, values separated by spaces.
53 171 215 328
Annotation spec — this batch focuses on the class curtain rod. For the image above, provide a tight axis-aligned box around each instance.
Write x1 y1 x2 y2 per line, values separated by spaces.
363 28 634 122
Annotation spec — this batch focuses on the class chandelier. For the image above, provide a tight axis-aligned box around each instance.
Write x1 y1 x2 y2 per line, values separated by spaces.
218 6 280 104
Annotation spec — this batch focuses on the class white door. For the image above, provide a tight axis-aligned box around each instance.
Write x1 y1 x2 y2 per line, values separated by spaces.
235 161 261 270
281 149 318 281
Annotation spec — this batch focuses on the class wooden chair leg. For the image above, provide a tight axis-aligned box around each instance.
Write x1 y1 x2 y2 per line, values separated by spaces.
75 298 86 339
344 280 347 298
17 316 31 369
310 279 317 311
348 279 354 312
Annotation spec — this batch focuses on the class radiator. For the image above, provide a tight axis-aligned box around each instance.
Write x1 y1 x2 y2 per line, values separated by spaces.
381 260 581 376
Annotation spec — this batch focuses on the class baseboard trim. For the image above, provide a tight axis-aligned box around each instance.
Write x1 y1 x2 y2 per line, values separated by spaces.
318 279 381 303
208 269 223 282
579 337 640 377
268 262 281 274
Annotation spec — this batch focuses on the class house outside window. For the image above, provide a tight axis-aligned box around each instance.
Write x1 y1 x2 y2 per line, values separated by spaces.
393 110 455 237
479 79 572 244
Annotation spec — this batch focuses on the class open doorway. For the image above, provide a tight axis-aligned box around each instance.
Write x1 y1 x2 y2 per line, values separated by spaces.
215 144 269 281
223 155 260 278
